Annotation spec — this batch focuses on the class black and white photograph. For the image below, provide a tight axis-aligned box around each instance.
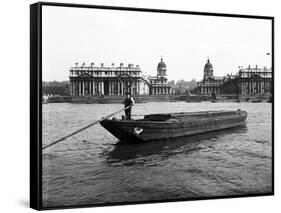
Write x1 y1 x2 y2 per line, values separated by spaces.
30 2 273 210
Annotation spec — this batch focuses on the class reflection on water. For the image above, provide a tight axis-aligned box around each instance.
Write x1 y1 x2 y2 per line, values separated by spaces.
42 102 272 207
105 126 248 165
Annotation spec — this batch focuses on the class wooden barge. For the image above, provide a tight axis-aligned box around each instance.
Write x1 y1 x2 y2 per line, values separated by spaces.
100 110 247 143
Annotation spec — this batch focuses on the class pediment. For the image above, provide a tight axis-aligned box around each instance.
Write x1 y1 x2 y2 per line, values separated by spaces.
250 74 262 79
77 73 93 78
118 73 133 78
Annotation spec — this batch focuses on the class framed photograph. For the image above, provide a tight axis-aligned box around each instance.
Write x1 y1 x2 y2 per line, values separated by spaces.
30 2 274 210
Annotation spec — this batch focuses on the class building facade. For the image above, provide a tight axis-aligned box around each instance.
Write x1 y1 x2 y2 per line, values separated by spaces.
148 58 172 95
69 63 149 96
197 58 224 95
237 65 272 95
197 62 272 95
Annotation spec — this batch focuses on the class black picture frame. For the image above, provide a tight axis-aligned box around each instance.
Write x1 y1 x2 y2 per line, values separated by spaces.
30 1 274 210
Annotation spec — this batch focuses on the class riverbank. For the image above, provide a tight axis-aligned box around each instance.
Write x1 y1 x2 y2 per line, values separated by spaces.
46 94 272 104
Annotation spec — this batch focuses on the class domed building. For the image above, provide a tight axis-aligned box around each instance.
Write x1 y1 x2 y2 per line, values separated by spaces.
148 58 172 95
203 58 214 79
198 58 223 94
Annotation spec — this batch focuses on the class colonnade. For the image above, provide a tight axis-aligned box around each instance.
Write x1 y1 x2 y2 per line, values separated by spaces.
240 80 271 94
200 86 221 94
150 87 171 95
70 79 143 96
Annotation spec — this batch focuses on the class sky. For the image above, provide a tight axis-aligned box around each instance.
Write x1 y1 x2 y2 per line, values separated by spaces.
42 5 272 82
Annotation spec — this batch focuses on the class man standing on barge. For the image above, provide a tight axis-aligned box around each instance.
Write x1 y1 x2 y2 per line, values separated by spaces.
123 92 135 120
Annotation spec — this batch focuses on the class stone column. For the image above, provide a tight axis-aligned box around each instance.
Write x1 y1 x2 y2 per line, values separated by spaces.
72 81 74 95
101 81 104 95
75 80 77 96
250 81 253 94
76 80 79 95
78 80 81 96
72 80 75 95
92 79 95 95
112 81 114 95
89 80 91 95
69 80 73 95
108 81 111 95
75 79 79 95
73 81 75 95
81 81 84 95
96 82 98 94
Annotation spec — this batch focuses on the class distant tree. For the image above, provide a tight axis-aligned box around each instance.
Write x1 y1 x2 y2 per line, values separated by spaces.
167 80 175 86
173 79 198 95
42 81 70 96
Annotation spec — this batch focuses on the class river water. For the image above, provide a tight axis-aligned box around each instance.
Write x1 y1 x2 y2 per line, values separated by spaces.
42 102 272 208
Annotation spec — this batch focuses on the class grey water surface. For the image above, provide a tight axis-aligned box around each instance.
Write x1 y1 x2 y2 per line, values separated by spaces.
42 102 272 207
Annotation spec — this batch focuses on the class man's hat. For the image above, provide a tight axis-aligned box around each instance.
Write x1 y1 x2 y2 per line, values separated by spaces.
125 91 131 95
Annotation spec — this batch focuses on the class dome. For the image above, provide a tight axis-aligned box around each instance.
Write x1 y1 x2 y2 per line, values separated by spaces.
157 58 167 70
204 58 213 71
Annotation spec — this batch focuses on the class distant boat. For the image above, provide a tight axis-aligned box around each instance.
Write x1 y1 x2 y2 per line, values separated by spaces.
186 99 201 103
42 95 49 104
211 99 240 103
251 99 262 103
100 110 247 143
136 100 147 103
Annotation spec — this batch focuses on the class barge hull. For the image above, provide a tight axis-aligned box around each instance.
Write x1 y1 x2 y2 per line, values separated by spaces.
100 110 247 143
